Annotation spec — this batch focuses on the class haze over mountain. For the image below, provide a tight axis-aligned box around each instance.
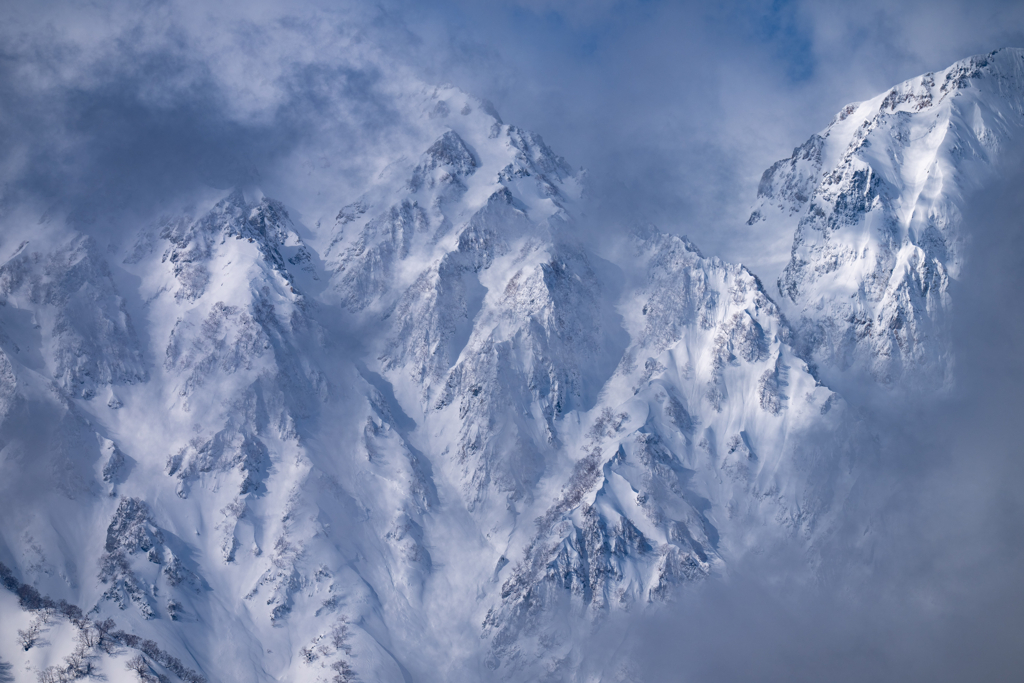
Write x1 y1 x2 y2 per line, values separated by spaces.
1 3 1024 682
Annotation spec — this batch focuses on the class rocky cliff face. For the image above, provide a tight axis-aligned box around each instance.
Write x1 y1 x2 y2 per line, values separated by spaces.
1 52 1019 681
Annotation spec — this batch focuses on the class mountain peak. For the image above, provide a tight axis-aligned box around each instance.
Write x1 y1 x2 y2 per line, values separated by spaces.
750 48 1024 393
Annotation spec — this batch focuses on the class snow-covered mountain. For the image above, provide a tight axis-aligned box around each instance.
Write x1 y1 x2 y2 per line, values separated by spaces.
1 49 1021 682
751 48 1024 394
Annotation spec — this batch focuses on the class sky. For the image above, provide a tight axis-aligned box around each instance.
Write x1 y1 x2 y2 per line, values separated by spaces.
2 1 1024 680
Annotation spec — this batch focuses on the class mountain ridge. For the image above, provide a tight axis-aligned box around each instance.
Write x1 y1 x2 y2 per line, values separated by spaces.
1 50 1021 682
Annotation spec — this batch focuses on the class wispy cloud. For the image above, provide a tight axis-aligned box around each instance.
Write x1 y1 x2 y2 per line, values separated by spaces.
0 1 431 234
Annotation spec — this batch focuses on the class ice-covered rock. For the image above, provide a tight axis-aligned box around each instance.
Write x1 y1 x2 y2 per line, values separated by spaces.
0 236 147 398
